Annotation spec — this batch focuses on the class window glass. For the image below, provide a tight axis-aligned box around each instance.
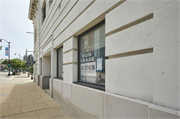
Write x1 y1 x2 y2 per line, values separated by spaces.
43 3 46 22
79 24 105 86
57 47 63 79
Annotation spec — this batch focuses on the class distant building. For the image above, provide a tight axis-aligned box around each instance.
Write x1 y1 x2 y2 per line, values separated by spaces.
28 0 180 118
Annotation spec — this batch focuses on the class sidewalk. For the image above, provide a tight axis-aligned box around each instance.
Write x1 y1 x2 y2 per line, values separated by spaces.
0 73 73 119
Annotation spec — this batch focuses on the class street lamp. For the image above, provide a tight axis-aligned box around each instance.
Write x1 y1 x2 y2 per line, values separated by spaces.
0 38 11 76
26 32 34 34
15 53 22 74
15 53 21 59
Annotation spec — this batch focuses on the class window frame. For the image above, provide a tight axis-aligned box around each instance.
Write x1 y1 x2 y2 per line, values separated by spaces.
49 0 53 7
57 46 63 80
76 20 106 91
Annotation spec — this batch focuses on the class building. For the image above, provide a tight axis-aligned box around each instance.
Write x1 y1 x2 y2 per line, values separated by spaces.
28 0 180 118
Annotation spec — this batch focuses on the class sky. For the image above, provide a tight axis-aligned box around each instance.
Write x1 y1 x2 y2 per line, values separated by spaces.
0 0 33 60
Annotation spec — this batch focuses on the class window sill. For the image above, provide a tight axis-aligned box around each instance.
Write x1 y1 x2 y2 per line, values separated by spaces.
54 77 63 80
73 82 105 91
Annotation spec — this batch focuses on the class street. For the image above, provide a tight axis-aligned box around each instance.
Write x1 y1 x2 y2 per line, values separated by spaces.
0 72 72 119
0 72 9 76
0 72 13 82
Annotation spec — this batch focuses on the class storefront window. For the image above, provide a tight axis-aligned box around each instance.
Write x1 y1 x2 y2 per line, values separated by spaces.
57 47 63 79
79 23 105 86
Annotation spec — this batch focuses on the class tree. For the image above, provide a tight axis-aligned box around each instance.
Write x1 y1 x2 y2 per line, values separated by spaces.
1 60 8 71
29 65 33 74
1 60 8 65
10 59 21 72
0 58 3 62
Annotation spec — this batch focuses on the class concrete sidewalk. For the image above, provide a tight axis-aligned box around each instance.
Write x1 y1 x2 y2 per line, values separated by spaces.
0 73 73 119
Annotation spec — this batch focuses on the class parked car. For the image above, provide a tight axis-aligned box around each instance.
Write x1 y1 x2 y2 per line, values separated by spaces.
4 70 7 72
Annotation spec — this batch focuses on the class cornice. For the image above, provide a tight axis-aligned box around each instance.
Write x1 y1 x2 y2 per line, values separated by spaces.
28 0 38 21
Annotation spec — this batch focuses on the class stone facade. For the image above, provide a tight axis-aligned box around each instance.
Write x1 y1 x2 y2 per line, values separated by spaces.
28 0 180 118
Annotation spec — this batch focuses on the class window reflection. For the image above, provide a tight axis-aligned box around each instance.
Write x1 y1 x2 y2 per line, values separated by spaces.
79 24 105 85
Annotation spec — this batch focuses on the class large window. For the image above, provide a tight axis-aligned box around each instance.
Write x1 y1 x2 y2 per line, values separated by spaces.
57 47 63 79
42 3 46 22
78 21 105 86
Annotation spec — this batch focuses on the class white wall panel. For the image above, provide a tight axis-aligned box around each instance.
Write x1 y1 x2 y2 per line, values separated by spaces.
106 0 154 34
63 37 77 53
106 19 153 56
71 84 104 119
63 50 77 64
106 53 153 102
153 43 180 110
54 0 124 48
63 64 77 83
54 0 94 39
154 1 179 47
42 41 51 56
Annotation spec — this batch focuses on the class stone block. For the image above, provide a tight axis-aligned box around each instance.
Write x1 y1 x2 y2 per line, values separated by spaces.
36 106 67 118
62 82 72 114
54 0 125 48
4 112 38 119
42 56 51 76
41 0 69 48
34 75 39 86
0 107 21 117
46 101 60 108
49 78 53 98
63 64 77 83
53 79 63 107
154 1 179 47
149 108 180 119
22 103 48 113
9 101 33 108
0 103 9 110
71 84 104 119
106 0 154 34
63 50 77 64
153 43 180 110
53 0 78 40
40 0 60 37
106 53 153 102
43 41 51 56
154 0 177 10
106 19 153 56
104 93 148 119
40 76 51 89
63 37 77 53
54 0 94 40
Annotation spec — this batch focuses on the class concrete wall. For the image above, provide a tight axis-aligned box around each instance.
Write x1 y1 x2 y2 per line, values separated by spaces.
52 80 180 119
105 0 180 111
31 0 180 118
34 74 39 86
40 75 51 89
42 56 51 76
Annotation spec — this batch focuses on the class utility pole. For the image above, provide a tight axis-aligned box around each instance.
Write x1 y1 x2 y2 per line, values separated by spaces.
8 42 11 76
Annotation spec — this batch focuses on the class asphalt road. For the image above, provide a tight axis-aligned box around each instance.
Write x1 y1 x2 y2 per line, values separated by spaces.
0 72 13 82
